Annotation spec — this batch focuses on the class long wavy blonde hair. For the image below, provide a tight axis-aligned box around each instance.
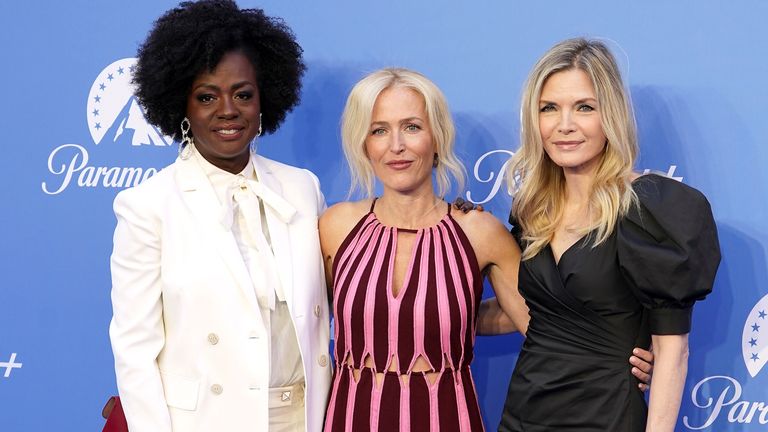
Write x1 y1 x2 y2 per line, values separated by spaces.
341 68 465 198
507 38 638 260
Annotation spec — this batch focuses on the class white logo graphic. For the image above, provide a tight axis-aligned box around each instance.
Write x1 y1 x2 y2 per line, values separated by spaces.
683 376 768 429
42 58 169 195
465 149 514 204
682 295 768 429
87 58 172 147
642 164 684 182
0 352 22 378
743 294 768 377
465 152 684 206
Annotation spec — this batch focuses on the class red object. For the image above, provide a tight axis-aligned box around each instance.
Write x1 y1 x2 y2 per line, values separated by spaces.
101 396 129 432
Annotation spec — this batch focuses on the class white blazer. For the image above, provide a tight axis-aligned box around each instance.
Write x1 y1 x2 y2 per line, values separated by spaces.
109 154 331 432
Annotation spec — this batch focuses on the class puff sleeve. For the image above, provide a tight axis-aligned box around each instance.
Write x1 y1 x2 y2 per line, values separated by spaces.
617 174 720 335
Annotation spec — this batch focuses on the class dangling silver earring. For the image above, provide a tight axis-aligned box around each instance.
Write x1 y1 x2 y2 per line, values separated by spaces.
433 152 439 168
179 117 194 160
250 113 263 155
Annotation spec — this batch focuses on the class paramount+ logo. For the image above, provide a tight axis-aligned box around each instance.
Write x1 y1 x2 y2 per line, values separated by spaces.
682 294 768 429
41 58 173 195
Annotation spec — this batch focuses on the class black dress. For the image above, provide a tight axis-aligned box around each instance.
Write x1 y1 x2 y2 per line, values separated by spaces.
499 174 720 431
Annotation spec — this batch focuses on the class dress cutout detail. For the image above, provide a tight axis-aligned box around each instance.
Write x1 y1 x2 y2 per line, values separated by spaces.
324 200 485 431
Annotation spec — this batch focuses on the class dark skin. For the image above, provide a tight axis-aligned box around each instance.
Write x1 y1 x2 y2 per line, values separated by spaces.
453 197 483 213
186 51 261 174
452 197 654 390
180 50 658 390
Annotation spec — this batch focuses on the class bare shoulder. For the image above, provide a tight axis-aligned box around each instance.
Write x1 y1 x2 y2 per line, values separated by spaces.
319 199 372 256
320 200 370 229
451 209 518 268
451 209 510 242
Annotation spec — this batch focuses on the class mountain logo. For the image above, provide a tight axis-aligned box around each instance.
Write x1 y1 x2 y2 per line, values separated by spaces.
743 293 768 377
86 58 172 147
42 58 170 195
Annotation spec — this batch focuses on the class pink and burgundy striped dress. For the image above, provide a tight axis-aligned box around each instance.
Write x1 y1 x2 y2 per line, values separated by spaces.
324 200 485 431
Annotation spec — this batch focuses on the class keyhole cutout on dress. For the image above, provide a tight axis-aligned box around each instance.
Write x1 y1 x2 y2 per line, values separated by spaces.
391 230 418 298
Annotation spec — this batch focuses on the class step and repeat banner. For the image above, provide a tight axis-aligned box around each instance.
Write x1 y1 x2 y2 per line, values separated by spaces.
1 0 767 430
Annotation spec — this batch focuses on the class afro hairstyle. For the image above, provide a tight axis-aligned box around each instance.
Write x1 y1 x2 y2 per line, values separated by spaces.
132 0 306 141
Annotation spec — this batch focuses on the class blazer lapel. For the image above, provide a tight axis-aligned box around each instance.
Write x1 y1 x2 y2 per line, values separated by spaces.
252 155 296 312
175 157 261 313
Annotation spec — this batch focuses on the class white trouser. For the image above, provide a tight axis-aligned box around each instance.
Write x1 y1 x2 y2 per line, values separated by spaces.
269 383 305 432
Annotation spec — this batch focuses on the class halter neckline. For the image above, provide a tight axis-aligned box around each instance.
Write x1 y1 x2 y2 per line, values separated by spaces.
369 197 452 233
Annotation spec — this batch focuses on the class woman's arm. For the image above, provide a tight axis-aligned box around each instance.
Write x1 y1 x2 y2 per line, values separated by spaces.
318 201 371 304
109 189 172 432
486 246 530 336
462 211 655 389
646 334 688 431
476 295 656 391
477 297 522 335
459 211 530 335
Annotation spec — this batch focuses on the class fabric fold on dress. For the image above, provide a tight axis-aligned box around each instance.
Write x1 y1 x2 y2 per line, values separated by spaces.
500 174 720 432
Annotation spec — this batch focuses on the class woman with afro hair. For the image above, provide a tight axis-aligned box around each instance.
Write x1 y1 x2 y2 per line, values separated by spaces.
108 1 330 431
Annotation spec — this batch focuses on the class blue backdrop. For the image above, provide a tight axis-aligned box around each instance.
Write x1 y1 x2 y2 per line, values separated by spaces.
1 1 767 430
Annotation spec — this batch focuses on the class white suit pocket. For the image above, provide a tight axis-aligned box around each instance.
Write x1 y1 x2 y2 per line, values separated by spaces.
160 370 200 411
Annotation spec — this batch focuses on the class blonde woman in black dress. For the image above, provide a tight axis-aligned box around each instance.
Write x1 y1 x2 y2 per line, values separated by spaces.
496 38 720 431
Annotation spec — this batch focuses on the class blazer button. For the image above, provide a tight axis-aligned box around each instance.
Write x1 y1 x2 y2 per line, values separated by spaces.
211 384 223 395
207 333 219 345
314 305 321 317
318 354 328 367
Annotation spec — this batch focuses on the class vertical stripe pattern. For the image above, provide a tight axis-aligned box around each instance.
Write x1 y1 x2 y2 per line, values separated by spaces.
324 204 484 431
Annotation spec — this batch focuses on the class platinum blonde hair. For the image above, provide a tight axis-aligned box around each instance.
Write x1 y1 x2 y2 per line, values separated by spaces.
507 38 638 260
341 67 465 198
